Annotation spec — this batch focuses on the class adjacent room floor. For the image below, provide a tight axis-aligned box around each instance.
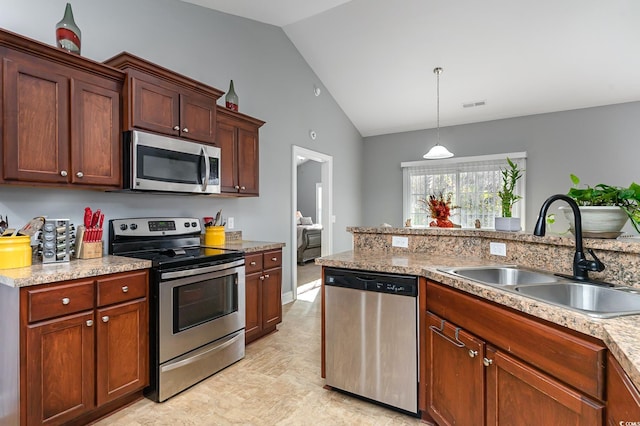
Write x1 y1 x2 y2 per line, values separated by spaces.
96 265 423 425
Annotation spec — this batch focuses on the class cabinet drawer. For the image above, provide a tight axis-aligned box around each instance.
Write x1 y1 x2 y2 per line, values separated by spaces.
263 249 282 269
97 271 148 307
27 280 95 323
245 253 263 275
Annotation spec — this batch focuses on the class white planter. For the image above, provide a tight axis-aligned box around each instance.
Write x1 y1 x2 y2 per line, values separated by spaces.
559 205 629 238
495 217 521 232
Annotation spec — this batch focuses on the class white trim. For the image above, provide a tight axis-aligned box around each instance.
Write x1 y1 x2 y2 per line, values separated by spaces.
282 291 294 305
292 146 333 301
401 151 527 168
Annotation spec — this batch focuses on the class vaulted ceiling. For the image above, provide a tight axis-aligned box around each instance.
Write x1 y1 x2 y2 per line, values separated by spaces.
182 0 640 137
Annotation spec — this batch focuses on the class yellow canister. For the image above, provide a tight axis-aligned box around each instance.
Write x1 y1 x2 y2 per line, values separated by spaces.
0 236 32 269
204 226 225 246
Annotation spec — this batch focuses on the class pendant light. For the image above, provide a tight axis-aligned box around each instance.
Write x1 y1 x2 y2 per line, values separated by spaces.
423 67 454 159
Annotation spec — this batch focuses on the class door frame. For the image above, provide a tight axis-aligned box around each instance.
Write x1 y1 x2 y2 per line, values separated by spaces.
289 145 333 302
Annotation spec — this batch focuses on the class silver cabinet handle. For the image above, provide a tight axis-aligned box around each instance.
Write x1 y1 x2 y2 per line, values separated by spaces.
182 127 189 133
468 350 478 358
264 274 270 279
250 261 257 266
86 320 93 327
62 297 70 305
60 170 68 177
173 125 180 131
240 186 246 190
76 171 84 178
122 286 129 293
102 316 109 323
271 257 277 262
234 185 240 190
483 357 493 367
259 276 265 281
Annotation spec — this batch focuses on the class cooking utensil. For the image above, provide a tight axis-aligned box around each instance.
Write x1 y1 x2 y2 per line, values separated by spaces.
91 209 101 228
213 209 222 226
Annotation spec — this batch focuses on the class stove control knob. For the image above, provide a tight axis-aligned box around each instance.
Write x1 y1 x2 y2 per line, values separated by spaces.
120 224 128 231
130 223 138 231
191 221 197 228
184 222 190 228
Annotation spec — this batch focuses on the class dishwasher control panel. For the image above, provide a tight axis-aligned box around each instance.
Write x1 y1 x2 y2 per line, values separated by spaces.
324 267 418 297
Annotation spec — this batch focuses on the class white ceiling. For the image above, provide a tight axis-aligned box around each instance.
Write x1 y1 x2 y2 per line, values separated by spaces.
182 0 640 137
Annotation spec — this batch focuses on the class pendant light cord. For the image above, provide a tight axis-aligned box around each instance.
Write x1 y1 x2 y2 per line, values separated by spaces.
434 67 442 145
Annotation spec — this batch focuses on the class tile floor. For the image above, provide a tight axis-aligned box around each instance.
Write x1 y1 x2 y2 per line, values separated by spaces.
96 272 424 425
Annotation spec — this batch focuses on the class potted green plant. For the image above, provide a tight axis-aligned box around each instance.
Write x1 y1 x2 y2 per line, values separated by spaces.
563 174 640 237
495 158 524 231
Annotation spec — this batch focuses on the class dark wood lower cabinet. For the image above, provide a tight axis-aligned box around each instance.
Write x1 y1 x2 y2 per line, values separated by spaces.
244 249 282 344
606 353 640 425
21 270 149 426
486 347 603 426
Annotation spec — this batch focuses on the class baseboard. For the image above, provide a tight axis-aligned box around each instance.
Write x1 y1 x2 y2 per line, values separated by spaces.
282 291 294 304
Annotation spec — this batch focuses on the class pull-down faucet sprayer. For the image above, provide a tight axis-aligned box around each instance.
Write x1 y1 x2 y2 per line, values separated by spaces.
533 194 605 281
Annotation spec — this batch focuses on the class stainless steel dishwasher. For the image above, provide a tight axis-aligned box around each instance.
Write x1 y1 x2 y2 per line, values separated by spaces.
324 267 419 415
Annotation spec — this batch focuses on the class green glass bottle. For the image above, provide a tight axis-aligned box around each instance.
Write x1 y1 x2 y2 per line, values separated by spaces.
225 80 238 111
56 3 81 54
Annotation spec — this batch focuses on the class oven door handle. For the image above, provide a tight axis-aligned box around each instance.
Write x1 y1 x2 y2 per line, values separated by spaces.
201 145 210 192
160 331 243 373
161 259 245 280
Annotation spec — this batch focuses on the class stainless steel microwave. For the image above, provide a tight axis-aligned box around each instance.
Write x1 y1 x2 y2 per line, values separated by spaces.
124 130 221 194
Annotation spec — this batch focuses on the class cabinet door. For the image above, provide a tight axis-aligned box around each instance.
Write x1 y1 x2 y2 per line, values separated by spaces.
25 311 95 426
237 127 259 195
606 353 640 425
217 121 239 193
96 299 148 405
262 267 282 329
2 56 70 183
179 92 216 144
131 77 180 137
486 346 604 426
426 312 485 426
70 78 121 187
245 271 263 343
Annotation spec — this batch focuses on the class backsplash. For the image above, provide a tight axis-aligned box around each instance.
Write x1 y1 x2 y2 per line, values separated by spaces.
349 227 640 287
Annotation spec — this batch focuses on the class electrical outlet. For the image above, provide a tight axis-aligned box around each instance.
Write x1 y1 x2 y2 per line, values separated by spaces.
392 236 409 248
227 217 234 229
490 242 507 256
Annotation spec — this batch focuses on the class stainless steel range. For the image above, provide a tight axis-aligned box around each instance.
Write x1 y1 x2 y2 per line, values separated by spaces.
109 217 245 402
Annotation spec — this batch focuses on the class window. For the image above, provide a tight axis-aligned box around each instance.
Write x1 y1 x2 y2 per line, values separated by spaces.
401 152 526 229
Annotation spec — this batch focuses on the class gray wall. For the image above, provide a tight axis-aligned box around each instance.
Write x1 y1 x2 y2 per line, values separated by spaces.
0 0 363 297
363 101 640 233
297 161 322 223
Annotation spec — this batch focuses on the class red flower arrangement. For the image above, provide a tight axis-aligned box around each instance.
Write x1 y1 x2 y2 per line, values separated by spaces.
419 192 459 228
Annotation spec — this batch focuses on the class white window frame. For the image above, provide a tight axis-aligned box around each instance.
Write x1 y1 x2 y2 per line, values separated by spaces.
401 152 527 229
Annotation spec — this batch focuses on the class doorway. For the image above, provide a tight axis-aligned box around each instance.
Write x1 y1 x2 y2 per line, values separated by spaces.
290 145 333 302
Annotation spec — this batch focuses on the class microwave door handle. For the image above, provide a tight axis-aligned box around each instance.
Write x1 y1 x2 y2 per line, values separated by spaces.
201 146 210 191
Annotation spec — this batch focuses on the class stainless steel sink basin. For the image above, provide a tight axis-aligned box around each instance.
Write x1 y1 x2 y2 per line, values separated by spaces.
514 283 640 318
442 266 562 287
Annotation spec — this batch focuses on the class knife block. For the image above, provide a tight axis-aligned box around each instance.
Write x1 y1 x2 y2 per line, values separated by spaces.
75 226 103 259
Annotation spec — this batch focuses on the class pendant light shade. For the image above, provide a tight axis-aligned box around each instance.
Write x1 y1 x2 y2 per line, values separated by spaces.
423 67 454 159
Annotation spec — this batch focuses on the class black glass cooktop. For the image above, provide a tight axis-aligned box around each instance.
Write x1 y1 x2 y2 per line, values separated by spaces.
121 247 244 269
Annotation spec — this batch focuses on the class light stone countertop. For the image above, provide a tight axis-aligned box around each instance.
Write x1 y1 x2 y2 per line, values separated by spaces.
0 255 152 288
204 240 286 253
316 249 640 392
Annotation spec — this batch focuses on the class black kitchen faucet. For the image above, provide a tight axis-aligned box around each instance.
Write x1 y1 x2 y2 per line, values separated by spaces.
533 194 605 281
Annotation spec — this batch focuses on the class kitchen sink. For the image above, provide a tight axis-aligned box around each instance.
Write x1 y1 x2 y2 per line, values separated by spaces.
514 283 640 318
441 266 563 287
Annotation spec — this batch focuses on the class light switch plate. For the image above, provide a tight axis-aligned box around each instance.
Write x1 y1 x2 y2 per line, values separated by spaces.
392 236 409 248
227 217 234 229
490 242 507 256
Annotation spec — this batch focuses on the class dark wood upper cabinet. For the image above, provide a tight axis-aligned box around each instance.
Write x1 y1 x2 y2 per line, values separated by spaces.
216 106 264 196
105 52 222 145
0 28 124 189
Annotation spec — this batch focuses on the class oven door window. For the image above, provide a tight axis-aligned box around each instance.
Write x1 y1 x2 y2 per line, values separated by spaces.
173 273 238 332
137 145 206 185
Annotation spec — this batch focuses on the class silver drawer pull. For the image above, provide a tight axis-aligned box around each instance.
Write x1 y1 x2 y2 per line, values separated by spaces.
483 357 493 367
62 297 70 305
240 186 246 190
102 316 109 323
264 274 270 279
182 127 189 133
86 320 93 327
173 125 180 131
122 286 129 293
250 261 257 266
468 350 478 358
260 276 265 281
271 257 277 262
76 171 84 178
60 170 68 177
